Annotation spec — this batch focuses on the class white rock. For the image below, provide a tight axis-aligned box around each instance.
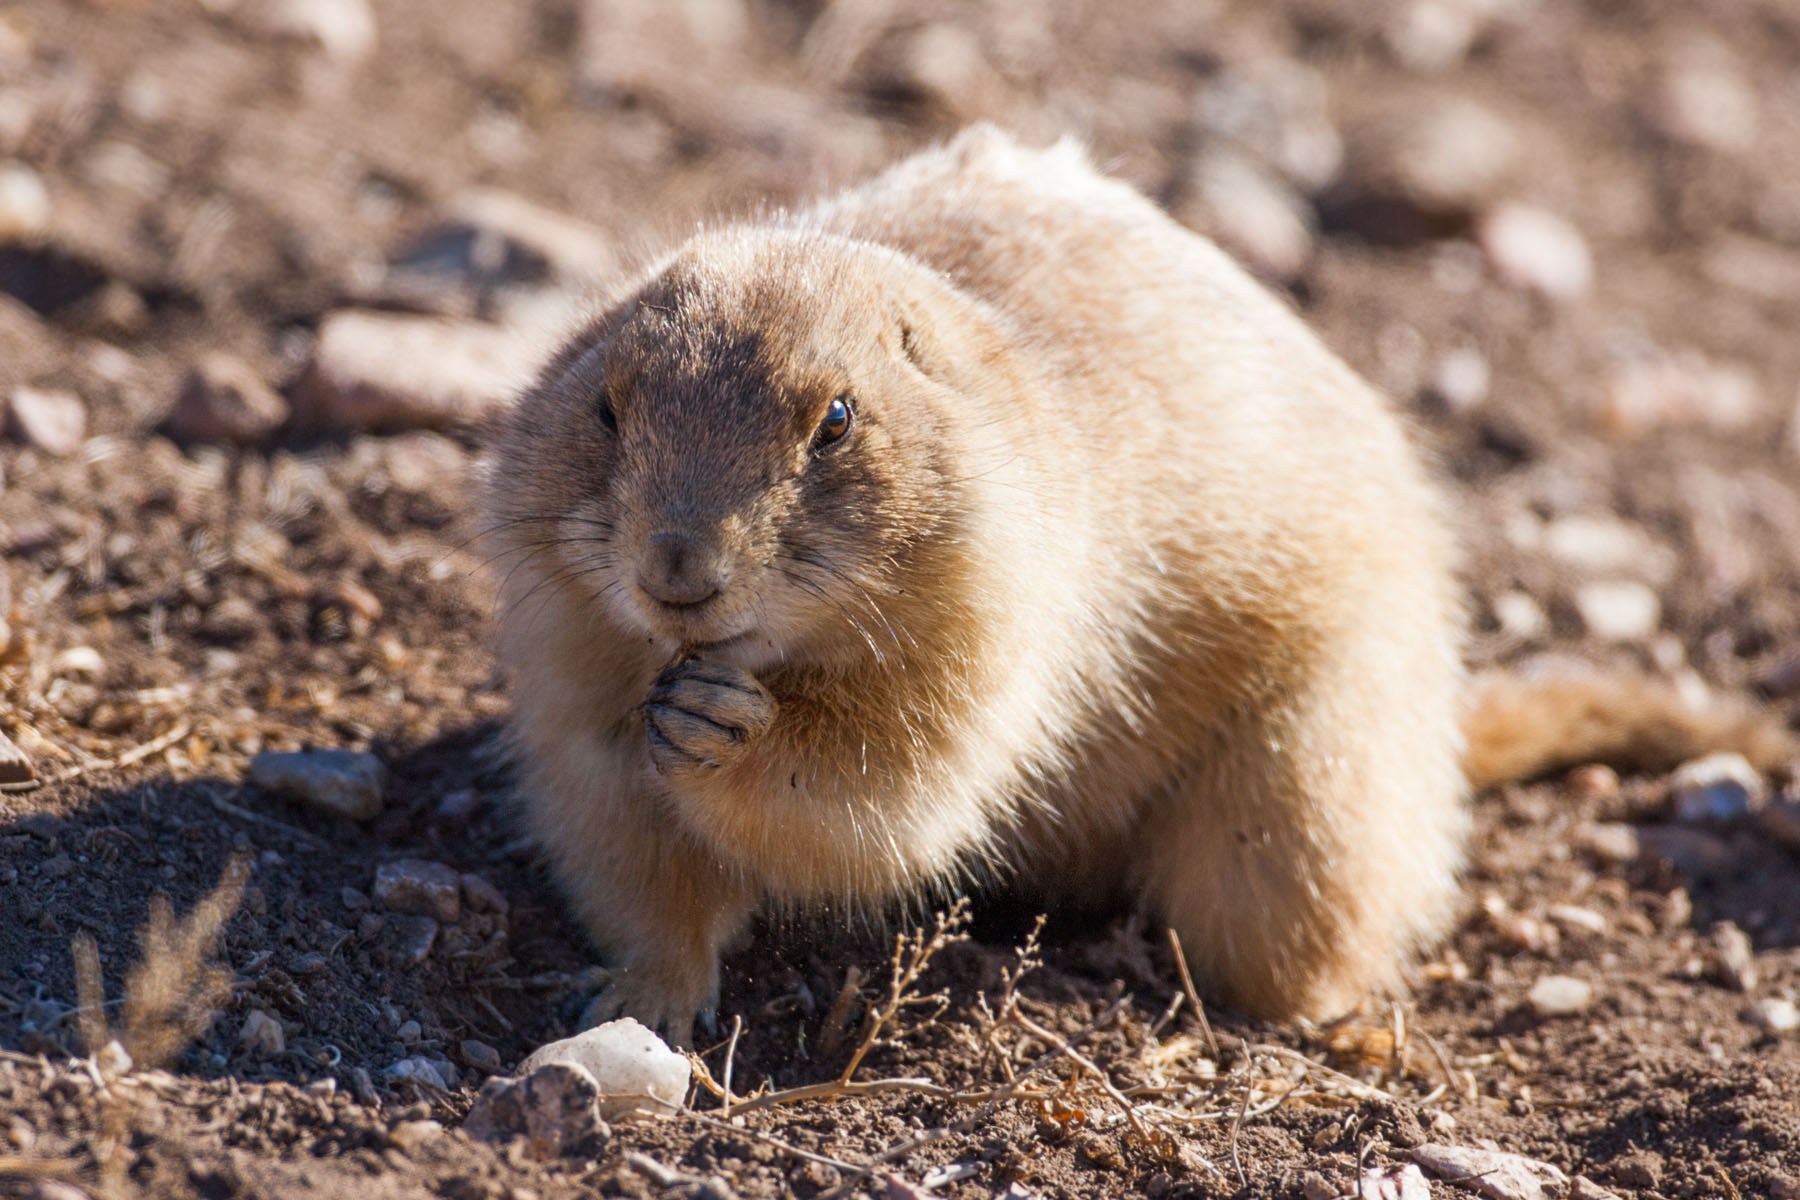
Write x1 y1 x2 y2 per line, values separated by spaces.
250 748 385 821
1571 1177 1624 1200
294 310 545 432
1480 204 1592 299
1653 58 1757 154
0 162 49 239
1431 347 1490 412
1360 1163 1434 1200
1490 591 1547 640
1750 997 1800 1034
1542 515 1674 583
1670 752 1765 823
250 0 377 63
1706 921 1757 992
51 646 106 679
5 387 87 457
1545 904 1608 936
518 1018 690 1121
1601 352 1762 438
1413 1144 1567 1200
1527 974 1594 1017
1573 581 1659 642
463 1062 613 1159
1182 148 1315 281
1353 97 1521 216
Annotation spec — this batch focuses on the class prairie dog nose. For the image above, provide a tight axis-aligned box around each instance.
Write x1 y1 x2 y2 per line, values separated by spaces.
639 531 729 607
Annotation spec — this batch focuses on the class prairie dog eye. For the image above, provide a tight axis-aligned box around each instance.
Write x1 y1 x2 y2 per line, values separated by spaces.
814 393 854 449
596 391 618 434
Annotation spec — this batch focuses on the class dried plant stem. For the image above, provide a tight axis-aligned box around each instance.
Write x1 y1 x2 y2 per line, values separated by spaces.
1165 928 1221 1061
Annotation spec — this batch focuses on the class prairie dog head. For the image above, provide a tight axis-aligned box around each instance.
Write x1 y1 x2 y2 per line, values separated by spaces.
490 228 1019 675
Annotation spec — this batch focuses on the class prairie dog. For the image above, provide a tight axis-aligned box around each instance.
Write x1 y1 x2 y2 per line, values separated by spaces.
488 127 1487 1041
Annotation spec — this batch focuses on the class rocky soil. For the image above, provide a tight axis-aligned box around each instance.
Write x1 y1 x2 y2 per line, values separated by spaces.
3 0 1800 1197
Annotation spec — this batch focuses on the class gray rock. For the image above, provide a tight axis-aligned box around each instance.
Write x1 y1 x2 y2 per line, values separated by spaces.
462 1062 613 1159
518 1017 690 1120
1413 1143 1567 1200
373 858 462 922
249 748 385 821
383 1056 449 1090
1637 826 1736 878
1670 752 1766 823
1748 997 1800 1034
388 914 439 966
460 872 509 915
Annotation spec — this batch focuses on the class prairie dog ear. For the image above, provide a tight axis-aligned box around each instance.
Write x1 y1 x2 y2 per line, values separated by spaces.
885 295 942 377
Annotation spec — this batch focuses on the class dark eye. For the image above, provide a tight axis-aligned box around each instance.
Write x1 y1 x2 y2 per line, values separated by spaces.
813 393 854 450
596 392 618 434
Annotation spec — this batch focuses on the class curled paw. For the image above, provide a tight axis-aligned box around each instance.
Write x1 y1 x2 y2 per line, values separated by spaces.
578 966 718 1049
644 657 776 776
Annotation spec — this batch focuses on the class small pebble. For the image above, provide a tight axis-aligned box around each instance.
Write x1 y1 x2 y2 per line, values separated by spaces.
5 387 87 457
1431 346 1490 412
1527 974 1594 1017
460 872 509 915
437 788 484 822
396 1019 422 1044
1490 591 1547 640
164 352 289 445
1571 1177 1623 1200
1573 581 1660 642
1414 1143 1567 1200
1573 821 1639 864
1480 203 1593 299
388 1119 445 1156
249 748 385 822
237 1009 286 1058
461 1038 503 1073
373 858 462 922
1637 826 1736 878
0 162 49 239
1671 752 1765 823
518 1018 691 1121
340 886 370 911
1545 904 1608 936
1749 997 1800 1034
384 1056 449 1090
462 1062 613 1159
1706 921 1758 992
388 914 439 966
250 0 378 63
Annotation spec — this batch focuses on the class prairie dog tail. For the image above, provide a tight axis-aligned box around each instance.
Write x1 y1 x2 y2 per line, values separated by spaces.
1462 657 1797 790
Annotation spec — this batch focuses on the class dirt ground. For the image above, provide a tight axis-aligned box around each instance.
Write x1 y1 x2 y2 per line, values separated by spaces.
3 0 1800 1197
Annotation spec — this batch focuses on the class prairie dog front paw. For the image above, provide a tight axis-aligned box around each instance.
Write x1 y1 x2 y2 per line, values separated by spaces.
644 657 777 777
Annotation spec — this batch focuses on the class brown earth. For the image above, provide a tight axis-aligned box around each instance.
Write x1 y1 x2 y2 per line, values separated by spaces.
3 0 1800 1197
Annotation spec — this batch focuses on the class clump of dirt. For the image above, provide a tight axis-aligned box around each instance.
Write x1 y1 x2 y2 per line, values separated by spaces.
3 1 1800 1198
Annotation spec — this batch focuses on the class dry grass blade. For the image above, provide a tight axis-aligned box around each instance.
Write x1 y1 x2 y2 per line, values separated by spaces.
121 854 250 1069
71 930 107 1058
1166 928 1220 1061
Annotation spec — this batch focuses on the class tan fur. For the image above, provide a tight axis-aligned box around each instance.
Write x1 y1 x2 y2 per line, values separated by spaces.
487 126 1750 1042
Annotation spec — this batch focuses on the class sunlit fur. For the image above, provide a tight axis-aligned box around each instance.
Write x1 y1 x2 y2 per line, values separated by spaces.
486 126 1470 1040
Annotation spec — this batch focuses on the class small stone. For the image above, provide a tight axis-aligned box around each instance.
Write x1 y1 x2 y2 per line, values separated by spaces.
1490 591 1547 640
1413 1143 1567 1200
388 1119 445 1156
1542 515 1674 582
1637 826 1736 878
248 0 377 63
388 914 440 966
294 309 546 432
1566 764 1620 802
1480 203 1593 299
0 726 35 786
250 748 385 821
1601 352 1763 438
1430 346 1490 412
1652 57 1757 154
1769 1176 1800 1200
289 952 330 976
461 1038 503 1073
1179 148 1315 281
1573 581 1659 642
396 1020 422 1044
1605 1153 1659 1190
1194 58 1342 192
5 387 86 457
340 886 369 911
1670 752 1765 823
1349 96 1521 219
373 858 462 922
889 22 1005 119
462 1062 613 1159
0 162 50 239
384 1056 449 1090
1545 905 1608 936
315 577 383 624
52 646 106 680
1706 921 1757 992
394 188 616 287
518 1018 691 1121
437 788 484 822
38 854 74 879
1358 1163 1433 1200
1384 0 1483 72
1758 799 1800 852
356 912 385 942
237 1009 285 1058
1527 974 1594 1017
460 872 509 914
1748 997 1800 1034
165 353 289 445
1571 1176 1623 1200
